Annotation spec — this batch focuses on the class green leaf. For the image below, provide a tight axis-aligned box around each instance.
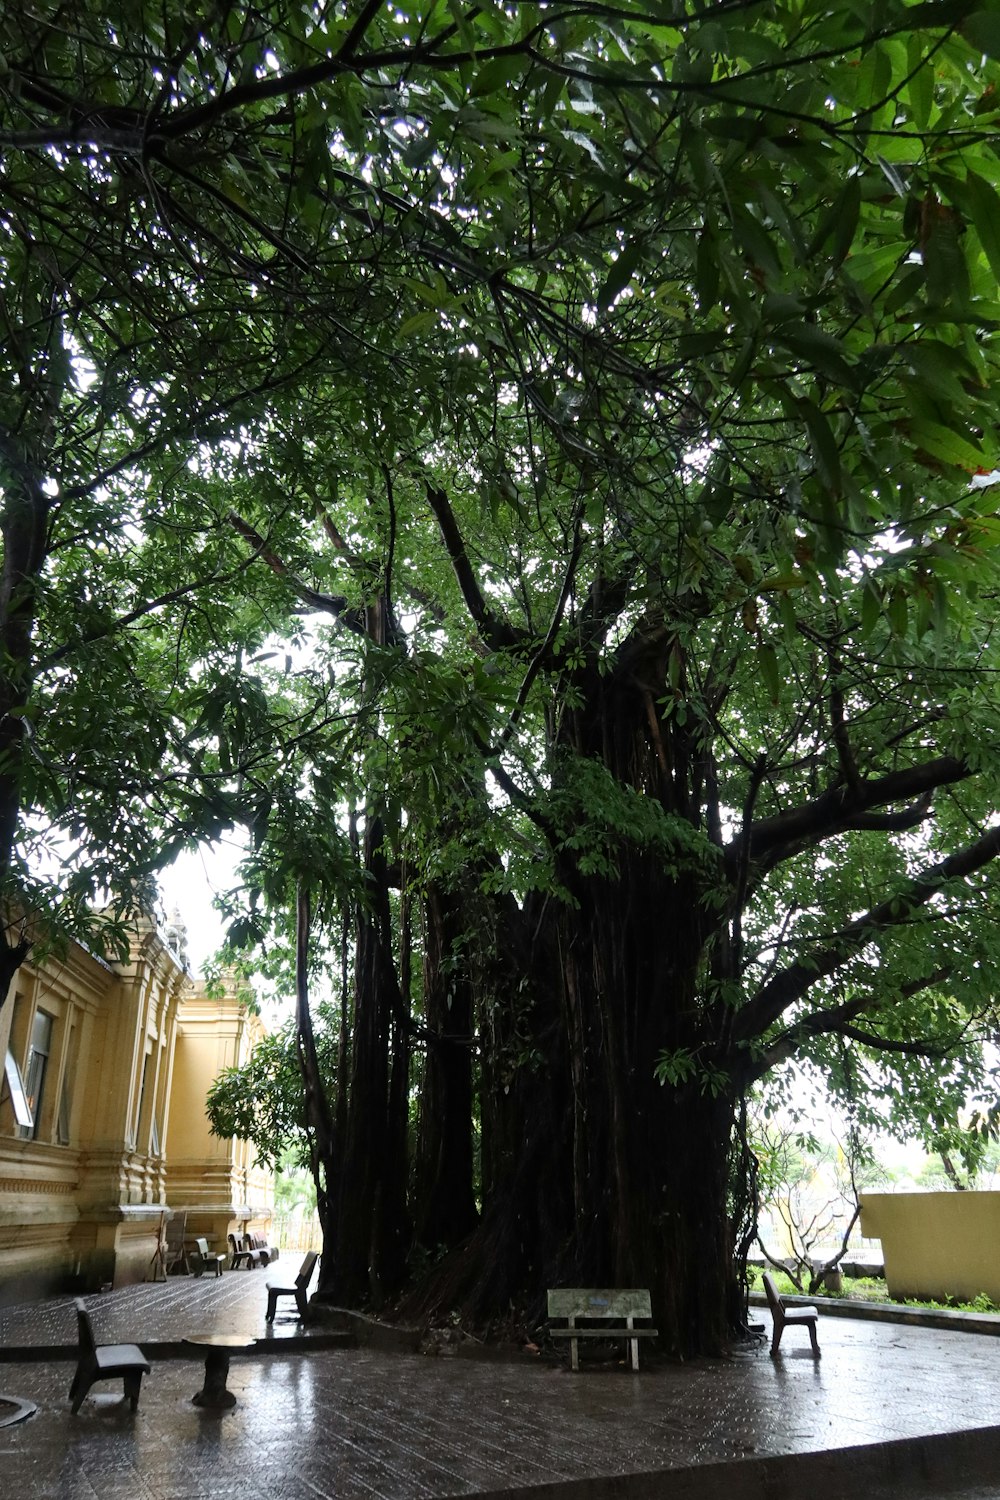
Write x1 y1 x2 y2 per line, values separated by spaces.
860 580 881 639
776 591 798 642
398 310 438 338
806 176 862 270
598 240 643 310
906 34 935 130
923 210 971 308
757 641 780 703
876 155 909 198
960 170 1000 286
695 224 720 314
912 420 992 472
963 11 1000 58
902 342 972 407
470 54 528 96
799 400 842 493
776 323 853 385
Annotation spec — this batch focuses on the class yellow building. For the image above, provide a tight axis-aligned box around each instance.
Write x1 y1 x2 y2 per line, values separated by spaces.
0 908 272 1305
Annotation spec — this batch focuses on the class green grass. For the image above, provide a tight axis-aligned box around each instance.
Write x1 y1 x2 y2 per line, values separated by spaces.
749 1266 1000 1314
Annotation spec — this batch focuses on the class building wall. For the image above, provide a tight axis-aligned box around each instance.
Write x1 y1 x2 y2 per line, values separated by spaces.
859 1190 1000 1303
165 982 272 1250
0 915 273 1305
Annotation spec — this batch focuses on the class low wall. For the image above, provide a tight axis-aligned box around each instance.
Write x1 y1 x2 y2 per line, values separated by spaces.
859 1190 1000 1303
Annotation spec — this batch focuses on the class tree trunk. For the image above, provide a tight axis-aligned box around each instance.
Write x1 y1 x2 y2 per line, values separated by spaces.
293 883 338 1286
325 814 405 1303
548 855 738 1355
402 659 745 1355
413 884 479 1253
0 462 51 1010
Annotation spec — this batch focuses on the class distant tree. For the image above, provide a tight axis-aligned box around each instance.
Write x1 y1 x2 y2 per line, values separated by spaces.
273 1148 318 1220
755 1121 879 1293
206 1006 337 1176
207 1023 308 1174
916 1130 1000 1189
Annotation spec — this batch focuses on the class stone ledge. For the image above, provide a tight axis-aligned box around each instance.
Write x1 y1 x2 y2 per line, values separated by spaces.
487 1424 1000 1500
750 1289 1000 1336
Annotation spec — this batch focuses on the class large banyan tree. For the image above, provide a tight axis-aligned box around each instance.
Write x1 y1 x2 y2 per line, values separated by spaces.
7 3 1000 1354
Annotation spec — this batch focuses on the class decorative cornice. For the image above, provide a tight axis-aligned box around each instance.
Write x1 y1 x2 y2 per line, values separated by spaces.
0 1177 76 1196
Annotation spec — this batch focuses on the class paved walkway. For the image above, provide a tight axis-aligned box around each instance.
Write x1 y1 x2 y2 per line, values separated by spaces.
0 1270 344 1357
1 1276 999 1498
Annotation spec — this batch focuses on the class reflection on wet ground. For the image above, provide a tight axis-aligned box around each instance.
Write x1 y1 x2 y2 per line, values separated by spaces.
1 1277 999 1498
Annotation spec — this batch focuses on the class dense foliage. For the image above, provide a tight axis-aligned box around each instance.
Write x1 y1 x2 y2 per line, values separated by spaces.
5 1 1000 1352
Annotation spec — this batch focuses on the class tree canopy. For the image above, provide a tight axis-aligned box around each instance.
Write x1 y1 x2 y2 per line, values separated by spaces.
5 0 1000 1353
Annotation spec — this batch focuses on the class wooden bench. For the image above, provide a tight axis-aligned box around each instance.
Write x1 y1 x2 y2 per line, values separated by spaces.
188 1236 226 1277
762 1272 821 1357
69 1299 150 1413
265 1250 318 1322
547 1288 658 1371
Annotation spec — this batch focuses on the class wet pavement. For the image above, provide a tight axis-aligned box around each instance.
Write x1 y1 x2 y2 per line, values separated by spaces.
0 1270 342 1357
0 1275 999 1498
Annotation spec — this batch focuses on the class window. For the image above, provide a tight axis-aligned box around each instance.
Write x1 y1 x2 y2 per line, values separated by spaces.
56 1020 78 1146
18 1010 53 1141
3 1050 33 1129
135 1049 161 1155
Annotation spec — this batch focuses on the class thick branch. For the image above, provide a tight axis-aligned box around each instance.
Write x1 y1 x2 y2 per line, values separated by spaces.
730 757 968 874
752 969 954 1079
837 1022 953 1056
829 651 861 794
227 511 367 635
734 824 1000 1048
425 484 523 651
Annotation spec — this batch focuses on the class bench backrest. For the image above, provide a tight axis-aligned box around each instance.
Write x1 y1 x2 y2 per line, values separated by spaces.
296 1251 318 1289
762 1273 783 1319
194 1237 212 1256
547 1288 652 1321
74 1298 97 1356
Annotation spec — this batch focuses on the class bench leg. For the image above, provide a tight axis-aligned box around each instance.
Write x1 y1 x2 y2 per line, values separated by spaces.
569 1334 579 1372
628 1336 639 1371
770 1320 783 1357
123 1370 144 1412
69 1362 94 1414
808 1320 821 1358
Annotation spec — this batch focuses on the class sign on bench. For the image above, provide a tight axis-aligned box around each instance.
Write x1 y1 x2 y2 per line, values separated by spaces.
547 1288 658 1371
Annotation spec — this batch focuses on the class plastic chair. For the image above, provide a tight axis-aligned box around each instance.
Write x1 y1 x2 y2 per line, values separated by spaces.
68 1299 151 1413
265 1251 318 1322
763 1272 821 1357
